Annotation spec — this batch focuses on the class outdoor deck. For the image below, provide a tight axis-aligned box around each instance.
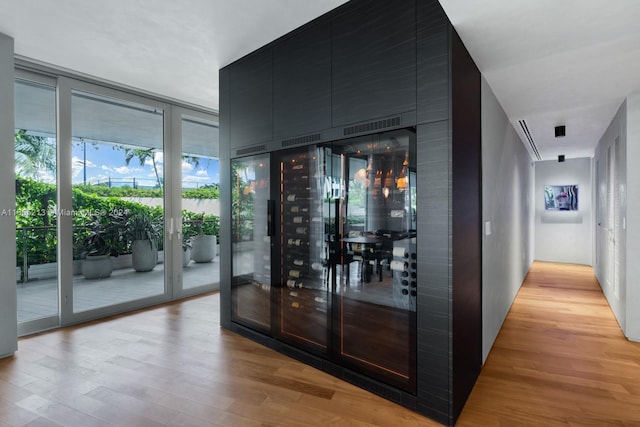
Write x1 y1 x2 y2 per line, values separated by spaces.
17 257 220 324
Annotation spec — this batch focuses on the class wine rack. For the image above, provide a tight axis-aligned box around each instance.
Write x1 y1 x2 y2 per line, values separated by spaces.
279 148 328 349
280 152 325 291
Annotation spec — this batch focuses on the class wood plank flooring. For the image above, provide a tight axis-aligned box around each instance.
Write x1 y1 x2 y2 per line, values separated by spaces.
1 261 639 426
458 261 640 426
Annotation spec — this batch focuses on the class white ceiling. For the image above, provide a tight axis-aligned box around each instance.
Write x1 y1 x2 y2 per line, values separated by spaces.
2 0 640 161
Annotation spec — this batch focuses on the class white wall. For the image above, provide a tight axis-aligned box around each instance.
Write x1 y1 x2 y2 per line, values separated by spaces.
625 92 640 341
481 77 534 362
0 33 17 358
534 158 592 265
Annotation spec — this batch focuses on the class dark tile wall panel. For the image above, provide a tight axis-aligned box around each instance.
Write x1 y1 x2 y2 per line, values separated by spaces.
416 120 452 425
274 19 332 142
331 0 416 127
417 0 450 125
228 47 273 149
451 29 482 423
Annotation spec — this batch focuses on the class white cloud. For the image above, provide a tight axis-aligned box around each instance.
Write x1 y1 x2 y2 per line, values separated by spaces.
115 166 130 174
39 170 56 184
182 161 193 172
101 165 113 172
71 156 97 178
183 175 210 183
196 170 209 177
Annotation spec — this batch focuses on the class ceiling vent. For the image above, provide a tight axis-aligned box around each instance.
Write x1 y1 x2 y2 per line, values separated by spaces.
518 120 541 160
555 125 566 137
558 155 565 162
282 133 321 147
236 144 266 156
343 117 401 136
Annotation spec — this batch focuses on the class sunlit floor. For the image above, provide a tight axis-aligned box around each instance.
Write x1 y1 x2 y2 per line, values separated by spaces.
17 258 220 324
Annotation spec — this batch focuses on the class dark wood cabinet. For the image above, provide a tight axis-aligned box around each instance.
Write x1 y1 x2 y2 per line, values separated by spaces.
331 0 416 127
273 20 331 142
228 47 273 149
417 0 450 125
220 1 482 425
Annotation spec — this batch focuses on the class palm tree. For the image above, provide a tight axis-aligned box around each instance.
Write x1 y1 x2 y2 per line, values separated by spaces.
123 148 162 189
15 129 56 180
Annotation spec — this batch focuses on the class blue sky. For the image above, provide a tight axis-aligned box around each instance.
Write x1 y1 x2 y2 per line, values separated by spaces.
71 141 219 188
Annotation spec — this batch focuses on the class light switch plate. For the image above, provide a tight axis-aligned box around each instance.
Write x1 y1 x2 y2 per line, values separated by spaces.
485 221 492 236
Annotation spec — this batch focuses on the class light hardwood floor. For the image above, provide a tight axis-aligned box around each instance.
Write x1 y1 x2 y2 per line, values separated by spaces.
1 261 639 426
458 261 640 426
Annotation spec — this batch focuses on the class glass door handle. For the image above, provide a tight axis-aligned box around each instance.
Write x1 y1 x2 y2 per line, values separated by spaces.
267 200 275 237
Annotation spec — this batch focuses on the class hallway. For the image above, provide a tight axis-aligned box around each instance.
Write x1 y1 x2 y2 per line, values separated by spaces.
458 261 640 425
1 262 639 426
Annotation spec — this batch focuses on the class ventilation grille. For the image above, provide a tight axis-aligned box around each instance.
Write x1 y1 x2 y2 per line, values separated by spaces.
281 133 321 147
518 120 541 160
236 144 266 156
343 117 401 136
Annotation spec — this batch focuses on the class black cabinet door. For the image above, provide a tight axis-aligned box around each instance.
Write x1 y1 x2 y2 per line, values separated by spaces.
274 20 331 142
228 47 273 149
331 0 416 127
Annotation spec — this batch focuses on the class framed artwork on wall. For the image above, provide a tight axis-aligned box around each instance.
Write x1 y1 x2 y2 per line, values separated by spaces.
544 185 578 211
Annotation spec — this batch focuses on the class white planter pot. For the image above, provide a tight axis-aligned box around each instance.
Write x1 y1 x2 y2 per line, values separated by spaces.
112 253 133 270
82 255 113 279
191 235 217 263
28 262 57 280
132 240 158 272
157 250 164 264
73 259 83 276
182 248 191 267
16 267 21 283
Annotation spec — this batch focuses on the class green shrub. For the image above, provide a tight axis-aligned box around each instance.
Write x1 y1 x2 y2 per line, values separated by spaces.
16 177 219 266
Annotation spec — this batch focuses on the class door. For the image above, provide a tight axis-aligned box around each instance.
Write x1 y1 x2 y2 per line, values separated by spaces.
229 128 417 393
328 129 417 393
172 108 220 296
605 143 616 294
64 79 171 322
230 154 272 332
275 146 330 354
15 73 60 335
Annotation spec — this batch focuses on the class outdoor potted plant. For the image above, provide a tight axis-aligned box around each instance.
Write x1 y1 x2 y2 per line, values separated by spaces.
81 213 123 279
189 213 217 263
182 237 192 267
125 211 159 272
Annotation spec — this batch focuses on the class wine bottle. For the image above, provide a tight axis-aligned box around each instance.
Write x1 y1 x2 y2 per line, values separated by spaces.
289 270 301 278
286 279 303 289
292 216 305 224
295 227 307 234
286 194 296 201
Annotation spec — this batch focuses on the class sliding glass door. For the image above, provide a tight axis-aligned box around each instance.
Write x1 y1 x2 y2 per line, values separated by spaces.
70 88 167 314
15 74 59 335
14 70 218 335
177 111 220 294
